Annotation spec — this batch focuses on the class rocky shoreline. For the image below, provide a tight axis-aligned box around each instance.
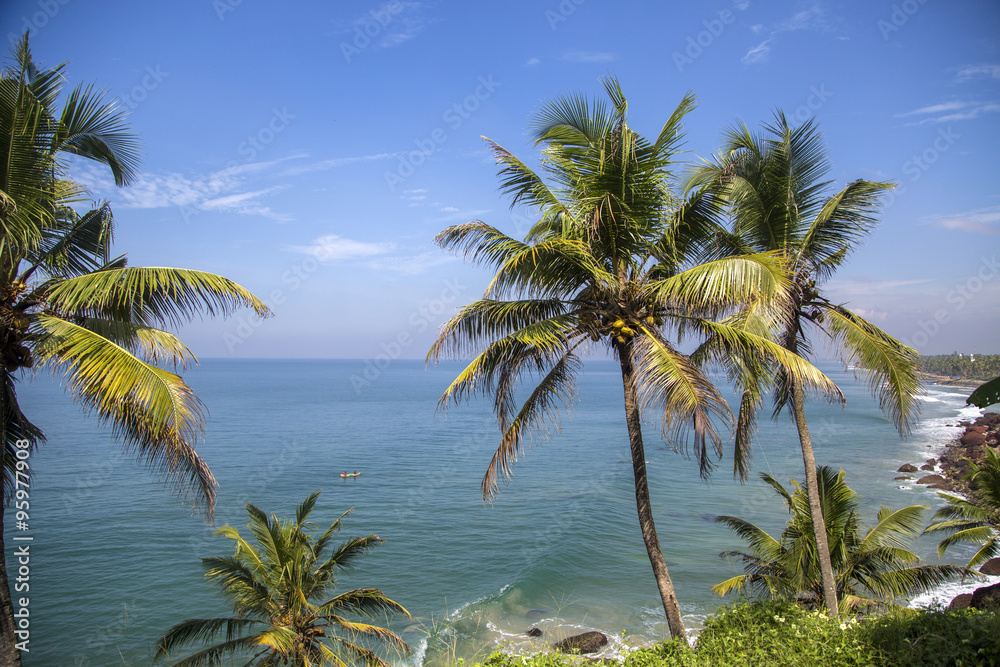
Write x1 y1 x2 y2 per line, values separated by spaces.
895 407 1000 610
896 411 1000 495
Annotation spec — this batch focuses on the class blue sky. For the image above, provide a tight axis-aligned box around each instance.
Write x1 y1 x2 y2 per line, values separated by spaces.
3 0 998 360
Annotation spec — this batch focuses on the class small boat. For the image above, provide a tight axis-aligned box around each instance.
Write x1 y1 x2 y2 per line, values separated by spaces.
340 472 361 478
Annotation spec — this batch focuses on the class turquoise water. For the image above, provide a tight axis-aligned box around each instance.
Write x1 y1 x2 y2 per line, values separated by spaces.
7 359 984 665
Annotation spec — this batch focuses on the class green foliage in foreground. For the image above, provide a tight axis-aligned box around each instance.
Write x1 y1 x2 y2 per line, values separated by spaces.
473 601 1000 667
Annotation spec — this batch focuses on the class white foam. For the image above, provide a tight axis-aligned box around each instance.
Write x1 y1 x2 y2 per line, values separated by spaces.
909 574 1000 609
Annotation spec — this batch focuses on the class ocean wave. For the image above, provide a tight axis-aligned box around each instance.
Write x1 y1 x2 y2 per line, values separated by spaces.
909 574 1000 610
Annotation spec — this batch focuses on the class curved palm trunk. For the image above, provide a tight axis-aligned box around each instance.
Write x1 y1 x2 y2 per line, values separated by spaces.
618 343 687 641
0 502 18 667
790 382 840 618
0 374 22 666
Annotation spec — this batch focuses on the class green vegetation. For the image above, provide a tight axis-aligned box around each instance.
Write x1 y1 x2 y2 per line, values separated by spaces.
920 354 1000 382
714 467 969 614
155 491 410 666
474 602 1000 667
689 113 922 618
968 376 1000 408
925 448 1000 568
428 77 836 640
0 34 269 665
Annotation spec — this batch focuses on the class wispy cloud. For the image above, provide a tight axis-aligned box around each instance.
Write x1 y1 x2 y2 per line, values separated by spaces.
955 64 1000 82
368 251 456 275
201 187 292 222
334 2 433 51
525 57 541 67
279 152 396 177
287 234 397 261
897 100 1000 125
74 152 399 222
433 207 491 223
742 2 826 66
932 206 1000 235
561 50 616 64
742 40 771 65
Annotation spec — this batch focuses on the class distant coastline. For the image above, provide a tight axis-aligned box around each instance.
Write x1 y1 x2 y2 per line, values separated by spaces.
918 371 984 390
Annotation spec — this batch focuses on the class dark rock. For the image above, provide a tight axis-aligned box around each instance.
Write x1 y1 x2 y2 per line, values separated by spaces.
971 582 1000 610
925 458 937 466
961 432 987 447
897 464 919 473
920 464 935 471
894 476 911 481
959 421 972 427
948 593 973 611
554 631 608 655
526 627 543 637
928 482 955 491
980 558 1000 576
968 426 988 434
917 474 947 485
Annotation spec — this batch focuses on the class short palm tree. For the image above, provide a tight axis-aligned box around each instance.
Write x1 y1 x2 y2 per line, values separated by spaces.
925 448 1000 569
155 491 411 666
428 77 834 640
688 112 922 618
0 34 268 664
714 467 968 614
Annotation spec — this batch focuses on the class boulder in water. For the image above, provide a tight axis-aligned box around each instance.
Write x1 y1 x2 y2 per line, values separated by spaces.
554 631 608 654
526 627 543 637
948 593 973 611
980 558 1000 576
961 432 986 447
897 464 919 473
917 474 946 485
971 582 1000 610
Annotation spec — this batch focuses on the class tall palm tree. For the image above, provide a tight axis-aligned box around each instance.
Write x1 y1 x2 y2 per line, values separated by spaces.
713 467 968 614
925 448 1000 569
0 35 269 663
428 78 835 640
688 112 922 618
155 491 411 666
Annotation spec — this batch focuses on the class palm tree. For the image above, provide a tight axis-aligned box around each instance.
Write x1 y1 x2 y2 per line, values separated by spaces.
155 491 411 666
925 448 1000 569
713 467 969 614
0 35 269 663
688 112 922 618
428 77 835 640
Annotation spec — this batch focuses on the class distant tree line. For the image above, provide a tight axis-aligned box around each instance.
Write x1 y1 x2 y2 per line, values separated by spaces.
920 354 1000 381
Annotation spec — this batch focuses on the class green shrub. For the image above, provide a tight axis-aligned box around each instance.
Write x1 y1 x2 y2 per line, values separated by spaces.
467 602 999 667
860 606 1000 667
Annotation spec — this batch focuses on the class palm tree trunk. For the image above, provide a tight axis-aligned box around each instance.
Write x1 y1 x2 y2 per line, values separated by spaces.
0 502 20 667
790 381 840 618
618 342 687 641
0 373 22 666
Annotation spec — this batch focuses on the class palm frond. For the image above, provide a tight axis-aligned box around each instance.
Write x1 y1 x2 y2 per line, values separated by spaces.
43 266 271 328
32 315 216 513
630 335 729 475
483 349 581 498
822 305 921 435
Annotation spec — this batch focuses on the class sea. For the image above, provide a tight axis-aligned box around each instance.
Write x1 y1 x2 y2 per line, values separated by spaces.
7 358 994 665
